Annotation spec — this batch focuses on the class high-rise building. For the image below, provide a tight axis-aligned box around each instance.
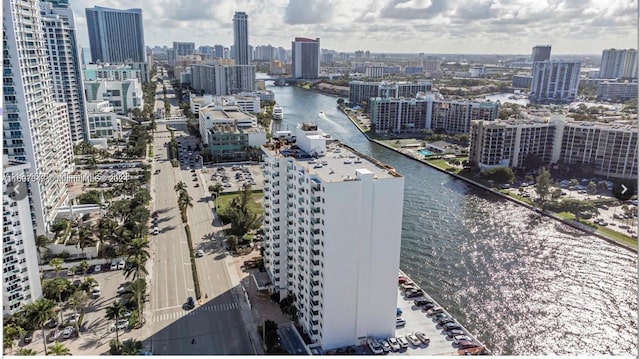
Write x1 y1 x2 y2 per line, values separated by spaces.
198 45 214 56
531 45 552 62
190 63 256 95
262 123 404 349
214 45 225 58
469 117 638 179
292 37 320 79
3 157 43 316
233 11 250 65
529 61 581 103
4 0 74 235
599 48 638 79
86 6 146 63
40 1 89 144
348 81 432 109
173 42 196 57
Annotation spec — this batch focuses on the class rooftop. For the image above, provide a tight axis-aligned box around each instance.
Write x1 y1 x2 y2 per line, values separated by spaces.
263 140 401 182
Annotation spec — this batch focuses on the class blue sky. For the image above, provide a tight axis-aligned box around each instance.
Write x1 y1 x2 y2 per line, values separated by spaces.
71 0 637 54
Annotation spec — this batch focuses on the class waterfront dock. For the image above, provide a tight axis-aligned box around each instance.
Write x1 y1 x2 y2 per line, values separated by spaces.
393 270 488 356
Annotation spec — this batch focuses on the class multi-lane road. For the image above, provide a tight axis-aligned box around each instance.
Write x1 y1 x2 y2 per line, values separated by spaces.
146 123 259 354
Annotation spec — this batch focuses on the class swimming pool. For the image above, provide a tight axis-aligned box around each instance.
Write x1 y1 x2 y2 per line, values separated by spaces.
418 149 434 156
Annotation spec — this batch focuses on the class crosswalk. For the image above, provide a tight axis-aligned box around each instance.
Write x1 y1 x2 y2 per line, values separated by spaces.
153 302 238 322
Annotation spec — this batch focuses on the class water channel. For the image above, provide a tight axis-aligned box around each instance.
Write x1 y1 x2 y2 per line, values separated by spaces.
265 81 638 355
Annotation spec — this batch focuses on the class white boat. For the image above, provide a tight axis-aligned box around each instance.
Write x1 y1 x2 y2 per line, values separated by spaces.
273 105 283 120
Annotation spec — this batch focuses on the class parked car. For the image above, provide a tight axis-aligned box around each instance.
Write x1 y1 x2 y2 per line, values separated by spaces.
153 226 159 235
387 337 401 352
447 329 465 338
62 326 74 339
457 340 479 349
367 338 383 354
405 289 423 298
23 331 33 344
66 267 75 276
68 313 81 324
379 340 391 353
47 319 58 329
91 286 101 298
427 307 444 316
94 264 102 272
195 249 204 257
406 333 421 346
46 330 62 343
438 318 456 326
396 307 403 316
395 317 406 327
432 313 448 321
415 331 430 344
414 299 432 307
186 296 195 310
118 260 126 270
396 336 409 349
110 320 129 332
110 262 118 271
454 335 473 344
443 322 463 331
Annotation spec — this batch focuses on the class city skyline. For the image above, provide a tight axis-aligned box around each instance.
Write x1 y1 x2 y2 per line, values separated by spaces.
69 0 636 55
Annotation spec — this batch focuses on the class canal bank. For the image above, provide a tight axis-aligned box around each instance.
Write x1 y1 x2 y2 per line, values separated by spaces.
337 106 637 252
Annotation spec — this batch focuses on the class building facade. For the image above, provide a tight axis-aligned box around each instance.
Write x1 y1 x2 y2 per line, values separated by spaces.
198 104 257 145
261 123 404 350
86 101 121 140
349 81 433 109
599 48 638 80
530 61 581 103
292 37 320 79
512 74 533 89
84 79 143 115
370 95 499 135
531 45 552 62
206 124 266 162
233 11 250 65
85 6 146 63
173 41 195 57
596 81 638 102
4 0 74 235
470 117 638 179
3 158 43 317
190 63 256 95
40 1 89 144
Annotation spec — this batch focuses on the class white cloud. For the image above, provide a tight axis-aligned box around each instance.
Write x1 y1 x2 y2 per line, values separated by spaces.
70 0 637 54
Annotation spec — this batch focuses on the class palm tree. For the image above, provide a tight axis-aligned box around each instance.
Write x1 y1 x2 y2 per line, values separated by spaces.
78 225 95 258
120 338 142 355
123 279 148 319
15 348 37 356
126 239 150 263
3 323 25 355
178 190 193 211
45 278 70 325
49 257 64 278
174 181 186 193
47 342 71 356
79 260 90 275
23 299 56 355
105 301 126 346
68 290 88 337
123 255 148 281
35 234 50 273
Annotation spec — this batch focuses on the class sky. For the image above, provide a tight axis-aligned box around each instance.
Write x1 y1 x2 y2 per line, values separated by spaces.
70 0 638 55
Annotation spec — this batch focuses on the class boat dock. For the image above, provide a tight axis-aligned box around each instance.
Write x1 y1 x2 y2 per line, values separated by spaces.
392 269 489 356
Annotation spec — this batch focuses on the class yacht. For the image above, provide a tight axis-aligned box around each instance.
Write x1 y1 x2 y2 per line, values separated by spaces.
273 105 283 120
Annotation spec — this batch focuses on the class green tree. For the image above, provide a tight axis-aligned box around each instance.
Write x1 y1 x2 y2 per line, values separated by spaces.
47 342 71 356
534 167 553 207
15 348 37 356
554 198 598 221
123 279 148 319
35 234 51 273
174 181 186 193
586 181 597 195
79 260 89 275
23 299 56 355
68 290 88 337
480 166 514 185
78 225 95 257
43 278 71 324
105 301 126 346
3 323 25 355
49 258 64 278
124 254 149 281
569 178 579 188
120 338 142 355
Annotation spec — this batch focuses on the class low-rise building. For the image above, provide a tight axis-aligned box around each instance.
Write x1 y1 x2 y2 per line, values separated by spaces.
206 124 266 162
84 78 143 115
198 104 258 146
86 101 121 142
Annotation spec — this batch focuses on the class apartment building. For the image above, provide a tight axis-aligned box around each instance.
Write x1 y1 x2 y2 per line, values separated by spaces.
3 158 43 317
349 81 433 109
85 6 146 63
83 63 146 83
173 41 196 57
530 61 581 103
190 63 257 95
369 95 499 135
84 78 143 115
469 117 638 179
531 45 552 62
292 37 320 79
365 66 385 78
4 0 74 235
206 124 266 162
261 123 404 350
40 1 89 144
198 104 257 145
596 81 638 102
599 48 638 80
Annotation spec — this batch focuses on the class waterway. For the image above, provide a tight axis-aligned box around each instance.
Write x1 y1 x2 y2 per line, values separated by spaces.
265 81 638 356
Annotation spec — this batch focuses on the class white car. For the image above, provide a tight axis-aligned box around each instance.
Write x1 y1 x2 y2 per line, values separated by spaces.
406 333 421 346
387 337 401 352
395 317 406 327
367 338 383 354
379 339 391 353
117 260 126 270
94 264 101 272
415 331 430 344
62 326 74 339
110 262 118 271
110 319 129 332
396 336 409 349
454 335 473 344
195 249 204 257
